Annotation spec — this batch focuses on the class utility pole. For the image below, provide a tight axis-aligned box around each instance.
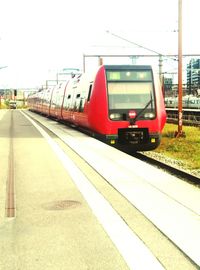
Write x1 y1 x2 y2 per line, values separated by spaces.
175 0 185 137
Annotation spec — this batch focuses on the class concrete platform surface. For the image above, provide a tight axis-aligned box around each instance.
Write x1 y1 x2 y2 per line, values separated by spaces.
0 110 129 270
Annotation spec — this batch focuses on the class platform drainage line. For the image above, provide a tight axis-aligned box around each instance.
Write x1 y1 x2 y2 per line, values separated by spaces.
6 110 15 218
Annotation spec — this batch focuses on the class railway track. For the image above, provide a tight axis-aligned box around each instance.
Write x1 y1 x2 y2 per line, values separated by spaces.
167 117 200 126
134 152 200 187
166 108 200 126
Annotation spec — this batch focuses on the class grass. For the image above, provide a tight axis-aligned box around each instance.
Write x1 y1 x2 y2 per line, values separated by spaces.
0 105 27 109
154 123 200 170
0 104 8 109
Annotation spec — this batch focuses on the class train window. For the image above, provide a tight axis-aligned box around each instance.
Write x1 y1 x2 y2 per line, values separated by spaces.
107 82 155 110
87 84 93 101
67 95 71 99
76 94 80 98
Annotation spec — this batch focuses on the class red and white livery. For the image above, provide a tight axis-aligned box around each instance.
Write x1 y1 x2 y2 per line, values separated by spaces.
27 65 166 151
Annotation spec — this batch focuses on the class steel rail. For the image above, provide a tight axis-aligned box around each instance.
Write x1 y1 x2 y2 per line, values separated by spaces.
134 152 200 187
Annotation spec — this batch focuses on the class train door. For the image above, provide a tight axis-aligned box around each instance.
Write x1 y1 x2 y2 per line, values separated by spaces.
62 80 75 122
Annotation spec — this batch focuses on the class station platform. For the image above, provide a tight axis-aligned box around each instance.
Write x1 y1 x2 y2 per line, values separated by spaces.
0 110 129 270
0 109 199 270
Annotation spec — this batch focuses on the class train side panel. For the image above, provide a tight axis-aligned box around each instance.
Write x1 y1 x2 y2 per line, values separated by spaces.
41 87 54 116
87 66 110 132
62 74 95 127
49 83 67 119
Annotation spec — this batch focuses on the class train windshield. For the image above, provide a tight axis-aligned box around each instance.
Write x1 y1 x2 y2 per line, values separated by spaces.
106 69 156 120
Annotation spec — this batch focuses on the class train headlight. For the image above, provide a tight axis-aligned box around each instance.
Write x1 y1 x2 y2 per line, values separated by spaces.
110 113 121 120
144 112 155 119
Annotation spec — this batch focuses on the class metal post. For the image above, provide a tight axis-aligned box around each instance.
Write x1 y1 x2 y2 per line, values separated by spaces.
175 0 185 137
98 56 103 66
83 54 86 72
159 54 163 84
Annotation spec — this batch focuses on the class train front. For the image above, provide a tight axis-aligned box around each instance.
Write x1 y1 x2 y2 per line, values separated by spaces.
99 65 166 151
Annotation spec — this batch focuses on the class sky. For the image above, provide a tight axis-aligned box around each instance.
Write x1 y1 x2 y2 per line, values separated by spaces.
0 0 200 89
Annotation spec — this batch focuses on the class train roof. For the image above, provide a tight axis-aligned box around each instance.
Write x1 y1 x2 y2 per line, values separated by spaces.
103 65 152 70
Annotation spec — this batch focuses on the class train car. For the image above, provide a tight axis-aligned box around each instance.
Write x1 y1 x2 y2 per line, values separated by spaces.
165 95 200 109
41 87 54 116
28 65 166 152
49 82 69 119
27 90 43 112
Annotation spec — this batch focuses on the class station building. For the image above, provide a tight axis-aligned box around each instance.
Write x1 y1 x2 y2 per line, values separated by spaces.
187 59 200 94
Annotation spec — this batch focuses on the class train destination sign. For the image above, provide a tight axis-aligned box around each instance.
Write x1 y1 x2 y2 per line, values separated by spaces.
107 71 152 82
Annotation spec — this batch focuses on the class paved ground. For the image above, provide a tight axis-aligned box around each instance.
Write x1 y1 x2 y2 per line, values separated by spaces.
0 110 129 270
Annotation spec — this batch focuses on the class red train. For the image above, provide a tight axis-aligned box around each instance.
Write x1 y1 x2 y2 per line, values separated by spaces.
27 65 166 151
